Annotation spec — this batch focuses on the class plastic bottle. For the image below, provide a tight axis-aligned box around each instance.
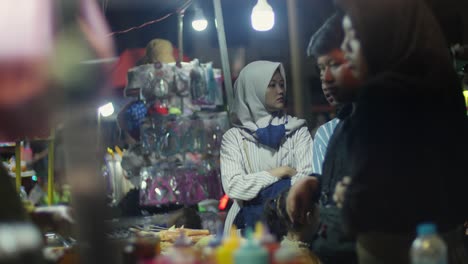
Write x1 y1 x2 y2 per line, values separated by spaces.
201 235 223 264
216 228 241 264
167 231 197 264
21 142 33 163
256 222 280 263
234 229 268 264
410 222 447 264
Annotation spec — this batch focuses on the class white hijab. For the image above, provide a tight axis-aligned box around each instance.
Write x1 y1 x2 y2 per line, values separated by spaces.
230 61 306 141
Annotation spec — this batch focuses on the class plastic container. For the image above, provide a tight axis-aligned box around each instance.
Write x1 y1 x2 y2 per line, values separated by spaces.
234 229 268 264
216 228 241 264
167 232 197 264
258 224 280 264
410 223 447 264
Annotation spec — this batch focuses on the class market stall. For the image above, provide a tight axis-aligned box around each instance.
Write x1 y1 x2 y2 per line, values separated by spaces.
0 0 327 263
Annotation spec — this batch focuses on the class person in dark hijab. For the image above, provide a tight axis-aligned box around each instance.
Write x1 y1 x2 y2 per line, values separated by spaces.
334 0 468 263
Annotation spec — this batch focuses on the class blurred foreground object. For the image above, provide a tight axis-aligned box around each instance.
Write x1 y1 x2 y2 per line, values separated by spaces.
0 0 54 141
0 223 45 264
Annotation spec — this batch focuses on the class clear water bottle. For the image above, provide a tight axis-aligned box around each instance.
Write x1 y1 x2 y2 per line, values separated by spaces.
410 223 447 264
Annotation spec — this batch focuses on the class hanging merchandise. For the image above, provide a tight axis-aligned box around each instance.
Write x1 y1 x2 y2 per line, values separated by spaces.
138 165 224 206
182 116 206 153
202 112 228 156
103 151 134 205
118 100 148 142
120 143 148 185
125 59 224 112
126 64 154 99
190 59 208 106
158 118 182 158
140 62 173 103
173 63 191 97
133 112 228 207
202 62 217 106
114 55 228 209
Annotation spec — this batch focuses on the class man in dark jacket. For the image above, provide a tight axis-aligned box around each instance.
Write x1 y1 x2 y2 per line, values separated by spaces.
287 13 362 264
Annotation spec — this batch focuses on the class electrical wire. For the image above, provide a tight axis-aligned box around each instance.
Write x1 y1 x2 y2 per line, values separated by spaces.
107 0 192 37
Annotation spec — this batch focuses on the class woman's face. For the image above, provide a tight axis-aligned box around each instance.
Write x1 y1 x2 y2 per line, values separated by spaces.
341 15 368 81
265 70 286 112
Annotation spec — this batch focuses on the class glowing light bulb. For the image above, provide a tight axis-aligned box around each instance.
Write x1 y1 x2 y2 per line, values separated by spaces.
192 8 208 31
98 102 114 117
251 0 275 31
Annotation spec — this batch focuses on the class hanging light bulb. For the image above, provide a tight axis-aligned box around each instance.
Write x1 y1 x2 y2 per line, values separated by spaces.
98 102 114 117
251 0 275 31
192 7 208 31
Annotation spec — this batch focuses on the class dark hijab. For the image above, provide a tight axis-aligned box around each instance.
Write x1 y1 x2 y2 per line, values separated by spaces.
337 0 466 131
338 0 452 79
335 0 468 234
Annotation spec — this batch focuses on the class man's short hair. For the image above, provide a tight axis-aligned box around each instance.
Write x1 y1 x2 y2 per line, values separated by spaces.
307 13 344 58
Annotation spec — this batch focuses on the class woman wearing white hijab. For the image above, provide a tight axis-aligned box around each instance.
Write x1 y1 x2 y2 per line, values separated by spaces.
221 61 314 235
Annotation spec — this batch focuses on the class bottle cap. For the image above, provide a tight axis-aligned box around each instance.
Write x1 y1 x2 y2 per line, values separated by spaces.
416 222 437 236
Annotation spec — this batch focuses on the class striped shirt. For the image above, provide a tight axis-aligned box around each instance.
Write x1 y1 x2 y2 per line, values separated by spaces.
312 118 340 174
221 126 314 235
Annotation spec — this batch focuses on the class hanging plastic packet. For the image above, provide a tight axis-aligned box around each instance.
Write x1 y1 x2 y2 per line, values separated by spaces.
213 68 224 106
206 169 223 200
121 143 147 186
182 116 206 153
153 62 174 101
190 59 207 105
140 164 179 206
127 64 155 101
157 118 181 158
151 77 170 98
204 115 224 156
202 62 218 106
140 119 157 155
182 167 209 204
173 63 191 97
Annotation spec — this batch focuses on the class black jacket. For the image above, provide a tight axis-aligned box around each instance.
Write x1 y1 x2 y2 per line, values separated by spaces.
311 104 357 264
343 73 468 235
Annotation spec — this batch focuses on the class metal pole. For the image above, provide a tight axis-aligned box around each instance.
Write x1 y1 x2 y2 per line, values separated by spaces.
287 0 304 118
178 11 185 62
15 141 21 192
47 129 55 205
213 0 233 111
97 112 101 151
